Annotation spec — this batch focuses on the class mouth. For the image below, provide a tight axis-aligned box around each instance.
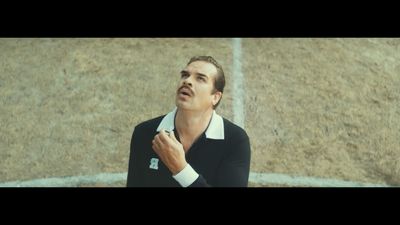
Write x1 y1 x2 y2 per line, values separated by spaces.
178 87 193 98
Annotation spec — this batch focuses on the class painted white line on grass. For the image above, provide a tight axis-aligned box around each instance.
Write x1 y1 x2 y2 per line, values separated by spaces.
0 172 389 187
249 172 390 187
232 38 245 128
0 172 127 187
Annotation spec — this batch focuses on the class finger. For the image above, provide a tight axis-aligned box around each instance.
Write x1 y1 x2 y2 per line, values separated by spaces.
157 134 172 151
152 139 159 152
160 129 169 136
154 134 163 146
158 129 167 139
158 130 171 144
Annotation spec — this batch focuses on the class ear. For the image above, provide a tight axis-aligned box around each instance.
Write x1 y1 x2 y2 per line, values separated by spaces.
212 91 222 107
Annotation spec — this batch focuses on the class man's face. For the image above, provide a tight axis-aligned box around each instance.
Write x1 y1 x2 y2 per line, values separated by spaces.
175 61 222 111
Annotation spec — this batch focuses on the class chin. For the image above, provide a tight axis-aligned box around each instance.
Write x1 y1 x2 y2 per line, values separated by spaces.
176 103 188 109
176 101 192 110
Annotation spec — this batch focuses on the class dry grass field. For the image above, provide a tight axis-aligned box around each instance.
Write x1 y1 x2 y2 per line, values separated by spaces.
1 38 399 186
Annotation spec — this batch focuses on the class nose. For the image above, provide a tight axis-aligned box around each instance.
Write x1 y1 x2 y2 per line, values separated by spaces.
183 77 193 87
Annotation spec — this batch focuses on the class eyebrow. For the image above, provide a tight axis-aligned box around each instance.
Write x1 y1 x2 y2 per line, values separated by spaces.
180 70 209 80
196 73 209 80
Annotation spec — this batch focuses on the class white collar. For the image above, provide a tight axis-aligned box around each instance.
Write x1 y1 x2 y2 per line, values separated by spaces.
156 107 225 140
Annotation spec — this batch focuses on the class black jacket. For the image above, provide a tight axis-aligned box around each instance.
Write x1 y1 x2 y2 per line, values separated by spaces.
127 115 251 187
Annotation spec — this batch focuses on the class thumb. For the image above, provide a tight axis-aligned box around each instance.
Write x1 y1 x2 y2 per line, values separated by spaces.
169 130 177 141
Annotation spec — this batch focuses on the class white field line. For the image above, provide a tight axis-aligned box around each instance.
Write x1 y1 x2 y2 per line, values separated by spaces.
232 38 245 129
0 173 127 187
249 172 390 187
0 172 390 187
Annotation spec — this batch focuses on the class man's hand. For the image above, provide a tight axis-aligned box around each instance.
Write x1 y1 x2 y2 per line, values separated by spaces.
152 129 187 175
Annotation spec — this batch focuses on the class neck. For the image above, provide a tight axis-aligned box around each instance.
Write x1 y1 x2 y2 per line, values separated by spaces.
175 108 213 139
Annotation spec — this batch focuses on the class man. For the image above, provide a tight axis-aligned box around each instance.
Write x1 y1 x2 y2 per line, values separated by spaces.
127 56 251 187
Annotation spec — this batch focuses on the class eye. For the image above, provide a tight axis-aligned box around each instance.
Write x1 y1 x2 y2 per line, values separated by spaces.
181 73 189 78
198 77 205 81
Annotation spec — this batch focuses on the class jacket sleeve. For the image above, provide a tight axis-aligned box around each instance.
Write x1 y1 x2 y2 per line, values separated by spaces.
126 126 143 187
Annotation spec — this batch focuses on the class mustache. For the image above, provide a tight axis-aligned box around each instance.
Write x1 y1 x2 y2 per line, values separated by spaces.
177 85 194 96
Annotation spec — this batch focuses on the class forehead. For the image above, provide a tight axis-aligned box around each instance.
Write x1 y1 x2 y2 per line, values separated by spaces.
184 61 218 78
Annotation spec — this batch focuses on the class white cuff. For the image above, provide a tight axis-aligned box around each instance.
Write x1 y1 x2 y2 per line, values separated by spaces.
172 164 199 187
